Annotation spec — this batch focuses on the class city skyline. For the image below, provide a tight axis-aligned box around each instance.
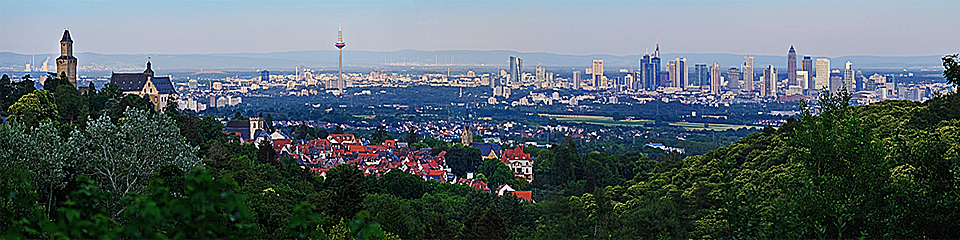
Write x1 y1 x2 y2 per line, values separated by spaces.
1 0 958 57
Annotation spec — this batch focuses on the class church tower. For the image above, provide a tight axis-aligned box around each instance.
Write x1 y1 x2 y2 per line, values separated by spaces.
56 29 78 87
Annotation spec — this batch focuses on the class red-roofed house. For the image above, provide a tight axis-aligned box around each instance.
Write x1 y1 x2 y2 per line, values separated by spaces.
328 134 356 144
501 146 534 182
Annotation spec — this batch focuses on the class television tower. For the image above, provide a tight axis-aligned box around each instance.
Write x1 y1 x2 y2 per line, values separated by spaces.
335 22 346 95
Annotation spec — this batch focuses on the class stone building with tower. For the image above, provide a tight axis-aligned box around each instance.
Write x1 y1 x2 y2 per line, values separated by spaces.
56 30 78 87
109 62 178 111
461 127 473 145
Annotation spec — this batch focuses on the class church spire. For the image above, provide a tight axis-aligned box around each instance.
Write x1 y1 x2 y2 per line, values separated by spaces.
144 60 154 76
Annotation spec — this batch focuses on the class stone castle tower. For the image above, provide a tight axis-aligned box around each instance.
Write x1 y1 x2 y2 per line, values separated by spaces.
56 29 78 87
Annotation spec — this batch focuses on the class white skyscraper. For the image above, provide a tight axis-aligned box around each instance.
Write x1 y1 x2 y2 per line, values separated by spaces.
743 55 754 92
843 61 855 91
815 58 831 91
763 65 777 99
709 62 721 94
573 71 581 90
536 66 547 88
592 60 604 89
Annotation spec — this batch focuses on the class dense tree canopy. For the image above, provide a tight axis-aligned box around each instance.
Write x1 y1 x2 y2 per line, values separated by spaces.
6 90 58 126
2 54 959 239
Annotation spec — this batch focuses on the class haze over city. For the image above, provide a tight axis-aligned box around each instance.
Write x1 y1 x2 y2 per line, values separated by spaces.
2 0 958 57
2 1 960 239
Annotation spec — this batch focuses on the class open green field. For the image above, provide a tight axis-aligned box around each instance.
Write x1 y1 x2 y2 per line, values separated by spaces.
540 114 652 127
668 122 760 131
540 114 761 131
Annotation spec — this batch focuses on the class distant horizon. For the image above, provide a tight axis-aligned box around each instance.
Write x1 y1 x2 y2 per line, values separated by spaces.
1 49 947 74
2 49 950 59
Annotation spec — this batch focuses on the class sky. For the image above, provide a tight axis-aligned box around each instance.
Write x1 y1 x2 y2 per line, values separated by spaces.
2 0 958 57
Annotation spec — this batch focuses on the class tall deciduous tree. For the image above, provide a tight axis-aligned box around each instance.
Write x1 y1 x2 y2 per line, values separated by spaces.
7 89 58 126
943 53 959 85
69 107 201 218
460 203 507 240
444 146 482 177
0 121 75 213
55 83 87 125
256 138 277 166
324 164 367 220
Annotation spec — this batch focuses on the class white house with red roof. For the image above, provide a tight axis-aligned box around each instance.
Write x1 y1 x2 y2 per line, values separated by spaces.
501 146 534 182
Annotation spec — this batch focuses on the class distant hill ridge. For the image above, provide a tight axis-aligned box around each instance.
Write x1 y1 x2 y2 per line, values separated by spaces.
0 50 945 72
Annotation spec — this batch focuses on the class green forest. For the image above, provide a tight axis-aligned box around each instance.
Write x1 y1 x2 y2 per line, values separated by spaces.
2 54 959 239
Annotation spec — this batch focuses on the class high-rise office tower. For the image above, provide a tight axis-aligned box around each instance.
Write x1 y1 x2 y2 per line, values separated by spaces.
572 71 581 90
260 70 269 82
787 46 797 86
642 54 654 90
856 70 865 91
624 73 634 91
56 29 78 87
815 58 830 91
639 55 647 90
536 66 547 88
727 67 740 90
659 71 670 88
797 71 809 89
675 58 687 89
743 55 754 92
802 56 814 90
651 44 661 88
831 76 843 93
695 63 708 90
592 60 604 89
666 60 676 88
843 61 854 91
510 56 522 86
709 62 721 94
764 65 778 99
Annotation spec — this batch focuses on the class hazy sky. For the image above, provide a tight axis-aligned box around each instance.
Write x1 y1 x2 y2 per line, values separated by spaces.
2 0 958 57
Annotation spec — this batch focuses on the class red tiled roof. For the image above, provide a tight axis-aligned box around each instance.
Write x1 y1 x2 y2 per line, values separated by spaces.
507 191 534 202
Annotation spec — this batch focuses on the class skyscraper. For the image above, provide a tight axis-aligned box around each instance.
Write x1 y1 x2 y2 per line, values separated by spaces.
666 60 676 88
764 65 778 99
709 62 721 94
843 61 854 91
743 55 754 92
695 63 708 91
572 71 581 90
815 58 830 91
727 67 740 91
675 58 687 89
56 29 78 87
333 23 346 95
856 70 865 91
797 71 809 89
260 70 269 82
802 56 814 90
592 60 603 89
651 44 661 88
641 54 654 91
536 66 547 88
787 46 797 86
509 56 522 87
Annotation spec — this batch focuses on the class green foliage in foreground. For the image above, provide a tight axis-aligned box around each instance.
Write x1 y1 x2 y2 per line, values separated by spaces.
2 56 959 239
